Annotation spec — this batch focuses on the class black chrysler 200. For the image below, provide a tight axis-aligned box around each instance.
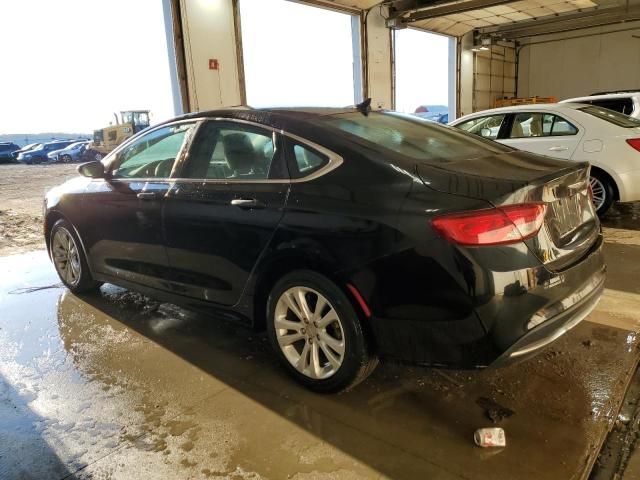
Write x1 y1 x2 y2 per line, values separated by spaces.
44 107 605 392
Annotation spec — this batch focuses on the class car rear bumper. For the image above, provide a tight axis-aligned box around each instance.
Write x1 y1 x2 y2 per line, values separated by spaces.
617 169 640 202
367 234 605 368
490 268 604 367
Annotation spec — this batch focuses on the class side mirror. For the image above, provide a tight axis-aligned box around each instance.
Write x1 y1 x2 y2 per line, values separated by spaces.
78 161 105 178
480 128 492 137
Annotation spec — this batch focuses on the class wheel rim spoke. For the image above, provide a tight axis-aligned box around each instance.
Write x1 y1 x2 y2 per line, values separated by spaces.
317 309 338 329
319 331 344 356
281 291 303 320
312 296 327 322
52 228 81 287
318 340 342 370
277 332 305 347
310 342 322 379
590 177 606 210
295 289 313 320
274 286 345 380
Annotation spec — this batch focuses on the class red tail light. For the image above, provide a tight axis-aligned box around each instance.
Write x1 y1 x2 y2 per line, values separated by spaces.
626 138 640 152
432 203 546 246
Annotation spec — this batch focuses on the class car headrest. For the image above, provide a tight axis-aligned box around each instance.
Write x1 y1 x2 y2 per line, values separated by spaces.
223 133 255 174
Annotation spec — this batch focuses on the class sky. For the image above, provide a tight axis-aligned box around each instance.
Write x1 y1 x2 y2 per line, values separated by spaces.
395 28 451 113
0 0 176 134
0 0 451 134
240 0 357 108
240 0 451 113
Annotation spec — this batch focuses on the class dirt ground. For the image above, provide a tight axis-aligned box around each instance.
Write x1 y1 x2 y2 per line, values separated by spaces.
0 163 77 255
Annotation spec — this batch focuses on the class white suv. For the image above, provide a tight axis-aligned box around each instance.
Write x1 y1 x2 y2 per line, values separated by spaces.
560 91 640 118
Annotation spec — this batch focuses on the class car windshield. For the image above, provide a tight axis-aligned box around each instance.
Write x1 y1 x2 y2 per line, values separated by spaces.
322 111 511 162
579 106 640 128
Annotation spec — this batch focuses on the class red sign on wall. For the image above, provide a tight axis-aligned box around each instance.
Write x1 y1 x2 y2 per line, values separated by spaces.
209 59 219 70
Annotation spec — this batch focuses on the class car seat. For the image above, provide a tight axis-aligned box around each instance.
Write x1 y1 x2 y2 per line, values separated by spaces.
223 133 257 176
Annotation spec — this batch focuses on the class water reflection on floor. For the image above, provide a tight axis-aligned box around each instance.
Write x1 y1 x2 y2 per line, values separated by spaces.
1 210 640 479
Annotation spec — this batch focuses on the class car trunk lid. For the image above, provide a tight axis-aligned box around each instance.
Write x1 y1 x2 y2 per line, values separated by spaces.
417 150 599 271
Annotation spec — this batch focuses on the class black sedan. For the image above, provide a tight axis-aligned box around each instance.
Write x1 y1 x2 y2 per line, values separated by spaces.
44 107 605 392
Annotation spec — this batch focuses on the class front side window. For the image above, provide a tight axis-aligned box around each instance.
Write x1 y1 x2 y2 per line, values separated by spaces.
112 123 195 178
456 115 505 140
324 112 510 163
181 121 280 180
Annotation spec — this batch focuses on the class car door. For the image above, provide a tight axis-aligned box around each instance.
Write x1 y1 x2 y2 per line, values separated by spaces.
78 121 197 290
499 111 583 160
162 119 289 305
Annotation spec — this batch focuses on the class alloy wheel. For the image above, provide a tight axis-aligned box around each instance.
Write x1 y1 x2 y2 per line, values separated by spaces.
52 227 81 286
274 287 345 380
589 176 606 212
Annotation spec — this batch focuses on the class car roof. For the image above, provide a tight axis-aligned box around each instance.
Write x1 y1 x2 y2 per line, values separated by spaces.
161 106 370 134
451 103 589 122
560 92 640 102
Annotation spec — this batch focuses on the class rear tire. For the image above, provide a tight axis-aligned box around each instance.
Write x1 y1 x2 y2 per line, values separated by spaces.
266 270 377 393
62 154 72 163
590 172 615 216
50 219 102 293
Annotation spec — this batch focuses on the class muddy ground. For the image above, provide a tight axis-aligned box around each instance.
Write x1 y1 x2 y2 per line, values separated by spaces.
0 163 77 255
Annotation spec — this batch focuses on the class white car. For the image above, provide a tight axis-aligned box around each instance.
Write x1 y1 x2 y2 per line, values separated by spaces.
560 91 640 119
449 103 640 215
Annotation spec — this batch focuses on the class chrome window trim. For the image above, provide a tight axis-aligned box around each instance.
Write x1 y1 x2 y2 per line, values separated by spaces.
104 116 344 184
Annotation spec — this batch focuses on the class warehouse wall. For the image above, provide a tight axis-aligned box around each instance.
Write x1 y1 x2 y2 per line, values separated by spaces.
178 0 392 112
518 21 640 100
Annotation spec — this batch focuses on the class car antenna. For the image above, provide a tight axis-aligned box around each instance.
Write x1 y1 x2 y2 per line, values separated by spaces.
355 98 372 116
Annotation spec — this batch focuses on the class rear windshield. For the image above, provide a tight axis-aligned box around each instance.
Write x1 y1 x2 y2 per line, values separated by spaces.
322 111 511 163
579 106 640 128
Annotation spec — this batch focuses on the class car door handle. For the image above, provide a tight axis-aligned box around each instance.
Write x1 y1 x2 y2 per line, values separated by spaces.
137 192 158 200
230 198 264 209
549 146 569 152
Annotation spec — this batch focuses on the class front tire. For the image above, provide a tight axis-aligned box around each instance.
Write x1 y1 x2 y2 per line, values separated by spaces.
50 219 102 293
590 173 615 216
266 270 377 393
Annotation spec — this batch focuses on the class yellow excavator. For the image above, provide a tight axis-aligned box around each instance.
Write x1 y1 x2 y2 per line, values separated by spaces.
85 110 151 161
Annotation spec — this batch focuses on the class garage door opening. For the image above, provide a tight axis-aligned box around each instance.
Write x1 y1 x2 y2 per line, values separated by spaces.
394 28 456 123
239 0 362 108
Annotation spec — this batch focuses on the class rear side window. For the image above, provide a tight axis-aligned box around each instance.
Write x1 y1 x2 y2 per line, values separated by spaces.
291 144 327 178
509 113 577 138
579 106 640 128
324 112 510 163
589 98 634 115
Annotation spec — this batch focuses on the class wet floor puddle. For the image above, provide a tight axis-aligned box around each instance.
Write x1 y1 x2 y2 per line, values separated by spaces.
1 249 640 479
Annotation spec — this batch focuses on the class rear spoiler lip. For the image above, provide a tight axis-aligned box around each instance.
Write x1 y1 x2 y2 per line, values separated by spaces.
416 158 591 207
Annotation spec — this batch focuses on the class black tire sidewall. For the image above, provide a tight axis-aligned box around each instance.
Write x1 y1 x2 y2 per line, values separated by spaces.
591 173 615 216
266 270 370 393
50 219 100 293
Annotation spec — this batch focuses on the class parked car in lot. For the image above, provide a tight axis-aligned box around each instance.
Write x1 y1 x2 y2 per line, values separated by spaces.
44 107 605 392
414 105 449 124
11 143 41 160
47 141 89 163
17 140 77 164
449 103 640 215
0 142 20 163
560 91 640 118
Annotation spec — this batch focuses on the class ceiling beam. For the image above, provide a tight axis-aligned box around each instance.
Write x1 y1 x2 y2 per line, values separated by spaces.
480 5 640 39
387 0 516 25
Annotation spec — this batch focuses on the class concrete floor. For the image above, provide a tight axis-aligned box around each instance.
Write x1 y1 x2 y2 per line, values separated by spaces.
1 207 640 479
